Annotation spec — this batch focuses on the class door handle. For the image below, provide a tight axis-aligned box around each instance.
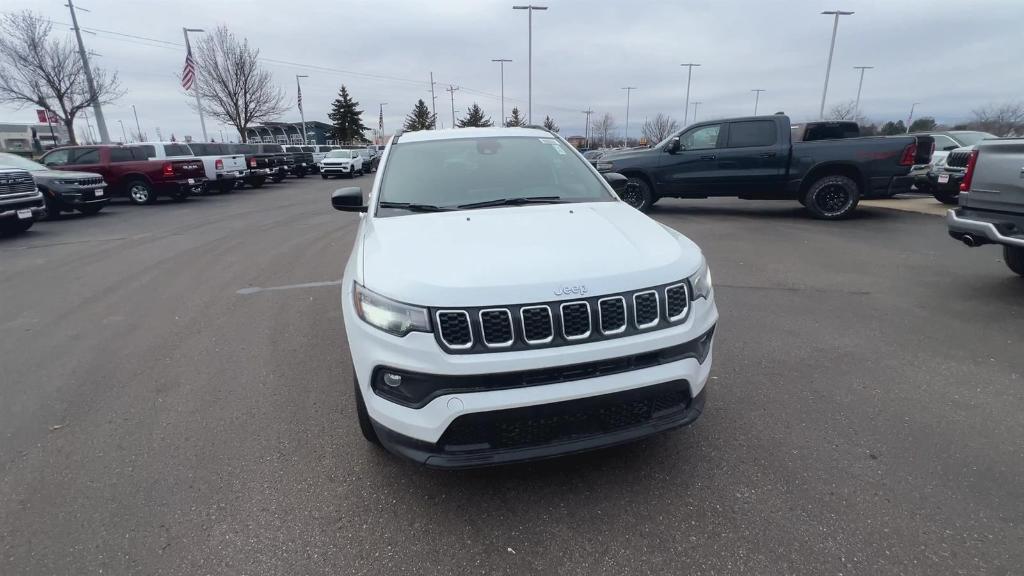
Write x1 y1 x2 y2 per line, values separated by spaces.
699 154 717 160
759 152 777 158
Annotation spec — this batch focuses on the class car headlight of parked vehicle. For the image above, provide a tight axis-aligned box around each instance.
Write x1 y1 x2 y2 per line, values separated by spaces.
353 283 431 336
689 259 712 300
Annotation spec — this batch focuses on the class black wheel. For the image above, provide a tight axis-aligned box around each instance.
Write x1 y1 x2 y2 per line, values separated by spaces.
1005 246 1024 277
77 205 104 215
249 176 266 188
321 173 328 179
126 179 156 205
170 191 189 202
354 379 380 445
933 190 959 205
620 176 654 212
216 181 235 194
43 194 62 220
295 170 306 179
803 175 860 220
271 175 284 183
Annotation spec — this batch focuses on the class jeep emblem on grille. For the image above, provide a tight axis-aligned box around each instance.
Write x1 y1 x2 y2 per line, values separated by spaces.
554 284 587 296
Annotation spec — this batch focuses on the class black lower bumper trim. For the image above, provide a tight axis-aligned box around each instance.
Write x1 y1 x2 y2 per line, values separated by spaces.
373 380 706 469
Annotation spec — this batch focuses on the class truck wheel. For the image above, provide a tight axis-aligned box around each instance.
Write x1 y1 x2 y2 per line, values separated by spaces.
321 173 328 179
354 378 380 445
248 176 266 188
1 219 34 235
170 192 189 202
217 181 235 194
933 190 959 205
621 176 654 212
1005 246 1024 277
803 175 860 220
44 195 62 219
126 179 156 205
295 170 306 179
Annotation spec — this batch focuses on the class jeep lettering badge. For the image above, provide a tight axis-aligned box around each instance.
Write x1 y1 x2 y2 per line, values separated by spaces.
554 284 588 296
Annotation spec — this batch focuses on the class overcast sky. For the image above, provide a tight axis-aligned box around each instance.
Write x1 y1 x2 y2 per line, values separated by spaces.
2 0 1021 141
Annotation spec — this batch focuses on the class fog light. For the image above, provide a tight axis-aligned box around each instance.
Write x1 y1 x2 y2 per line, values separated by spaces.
382 372 403 387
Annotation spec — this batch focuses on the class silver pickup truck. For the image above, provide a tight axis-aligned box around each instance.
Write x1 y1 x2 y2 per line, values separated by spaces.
947 138 1024 276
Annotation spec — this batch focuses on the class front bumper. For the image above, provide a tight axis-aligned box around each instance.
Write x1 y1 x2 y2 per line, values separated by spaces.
947 207 1024 248
344 283 718 465
321 164 353 174
0 190 46 221
48 185 108 208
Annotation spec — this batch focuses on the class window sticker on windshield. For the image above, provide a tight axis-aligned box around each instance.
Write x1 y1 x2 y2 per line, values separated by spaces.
539 138 557 144
540 138 566 155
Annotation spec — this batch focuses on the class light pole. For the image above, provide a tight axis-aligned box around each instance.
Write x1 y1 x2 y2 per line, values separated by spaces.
621 86 636 146
183 27 208 141
67 0 110 143
378 102 387 143
818 10 854 119
512 5 547 124
117 119 127 143
132 104 143 141
491 58 512 125
853 65 873 113
581 108 593 148
680 63 700 125
295 75 309 143
906 102 920 133
751 89 766 115
446 85 459 127
691 101 702 123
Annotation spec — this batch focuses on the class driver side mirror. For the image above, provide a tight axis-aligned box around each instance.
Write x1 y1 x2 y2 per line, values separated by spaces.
331 187 366 212
666 137 681 154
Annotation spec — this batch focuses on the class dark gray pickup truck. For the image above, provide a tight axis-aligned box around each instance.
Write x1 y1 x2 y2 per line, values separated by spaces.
946 138 1024 276
596 114 934 219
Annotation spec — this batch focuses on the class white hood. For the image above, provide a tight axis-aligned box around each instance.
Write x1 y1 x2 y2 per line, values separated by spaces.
358 201 703 307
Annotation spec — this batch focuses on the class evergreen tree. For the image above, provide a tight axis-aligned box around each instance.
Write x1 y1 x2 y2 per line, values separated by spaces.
879 120 907 135
505 106 527 127
457 103 494 128
403 99 436 131
542 115 559 132
327 85 368 143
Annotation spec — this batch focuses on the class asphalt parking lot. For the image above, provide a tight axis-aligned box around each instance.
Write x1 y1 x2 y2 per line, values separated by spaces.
1 176 1022 575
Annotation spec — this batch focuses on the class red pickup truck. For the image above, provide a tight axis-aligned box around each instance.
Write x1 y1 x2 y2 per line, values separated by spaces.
40 145 206 204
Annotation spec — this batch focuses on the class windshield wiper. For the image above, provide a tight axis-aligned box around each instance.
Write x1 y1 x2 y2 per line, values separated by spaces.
457 196 564 209
377 201 453 213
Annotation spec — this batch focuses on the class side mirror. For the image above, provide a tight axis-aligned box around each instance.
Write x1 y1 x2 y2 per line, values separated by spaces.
943 145 958 151
666 137 681 154
331 187 366 212
602 172 629 192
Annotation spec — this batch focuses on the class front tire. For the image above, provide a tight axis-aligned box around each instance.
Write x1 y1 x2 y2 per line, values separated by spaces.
1005 246 1024 277
620 176 654 212
933 190 959 205
354 379 380 445
803 174 860 220
1 219 34 235
216 181 235 194
321 173 328 179
126 179 156 205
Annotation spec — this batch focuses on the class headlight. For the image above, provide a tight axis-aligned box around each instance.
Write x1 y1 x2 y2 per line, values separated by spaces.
689 259 712 300
595 160 613 172
54 179 82 185
353 283 431 337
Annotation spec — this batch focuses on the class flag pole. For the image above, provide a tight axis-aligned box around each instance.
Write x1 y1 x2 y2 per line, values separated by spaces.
182 28 208 142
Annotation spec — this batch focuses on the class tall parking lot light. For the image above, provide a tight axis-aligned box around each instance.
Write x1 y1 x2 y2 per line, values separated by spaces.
853 66 873 113
818 10 854 119
512 5 547 124
751 89 766 115
492 59 512 125
621 87 636 146
680 63 700 125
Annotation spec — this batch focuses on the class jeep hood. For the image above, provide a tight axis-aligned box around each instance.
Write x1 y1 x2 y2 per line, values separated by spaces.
359 201 703 307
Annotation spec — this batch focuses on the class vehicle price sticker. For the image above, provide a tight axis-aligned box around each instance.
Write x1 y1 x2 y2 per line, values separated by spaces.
540 138 566 155
95 189 104 197
938 174 950 184
16 209 32 220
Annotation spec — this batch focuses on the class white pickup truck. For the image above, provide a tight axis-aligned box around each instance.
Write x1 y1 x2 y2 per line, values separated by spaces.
140 142 246 194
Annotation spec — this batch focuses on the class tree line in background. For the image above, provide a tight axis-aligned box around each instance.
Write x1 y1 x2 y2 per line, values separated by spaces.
828 99 1024 137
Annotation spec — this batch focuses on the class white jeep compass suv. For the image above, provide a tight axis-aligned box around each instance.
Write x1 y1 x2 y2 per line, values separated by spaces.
331 127 718 468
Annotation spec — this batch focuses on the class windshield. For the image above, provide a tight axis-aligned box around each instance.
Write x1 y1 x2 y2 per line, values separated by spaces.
377 136 613 210
326 150 354 159
0 153 46 171
953 132 997 146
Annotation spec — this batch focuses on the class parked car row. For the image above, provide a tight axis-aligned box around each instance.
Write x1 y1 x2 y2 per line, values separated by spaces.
0 140 334 235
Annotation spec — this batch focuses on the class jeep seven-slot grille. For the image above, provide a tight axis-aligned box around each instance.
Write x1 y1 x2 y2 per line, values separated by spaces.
946 150 971 169
431 280 694 354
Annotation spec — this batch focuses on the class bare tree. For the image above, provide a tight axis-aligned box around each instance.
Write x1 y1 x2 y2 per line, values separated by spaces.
641 113 679 145
591 113 616 148
192 26 288 142
827 100 865 124
970 102 1024 136
0 11 122 145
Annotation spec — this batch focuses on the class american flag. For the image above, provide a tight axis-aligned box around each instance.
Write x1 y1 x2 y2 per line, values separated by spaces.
379 107 383 132
181 46 196 91
297 82 303 113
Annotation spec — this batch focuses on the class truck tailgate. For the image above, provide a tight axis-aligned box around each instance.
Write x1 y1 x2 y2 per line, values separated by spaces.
963 139 1024 213
220 155 246 172
171 159 205 179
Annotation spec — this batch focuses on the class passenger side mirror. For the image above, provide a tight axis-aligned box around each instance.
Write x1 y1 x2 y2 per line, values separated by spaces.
331 187 366 212
666 137 681 154
943 145 958 151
